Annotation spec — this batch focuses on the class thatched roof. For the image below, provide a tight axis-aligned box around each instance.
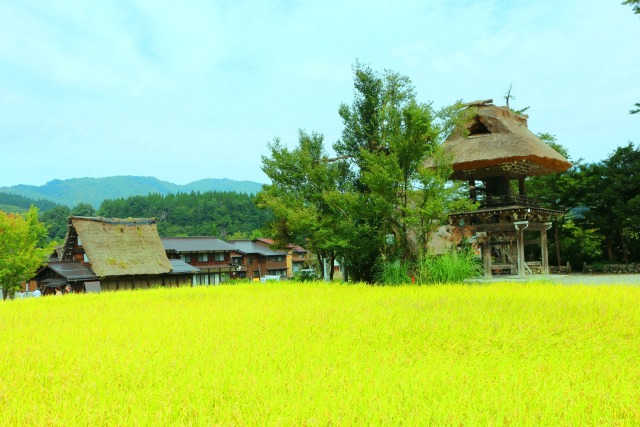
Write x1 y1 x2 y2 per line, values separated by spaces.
429 101 571 180
65 216 172 277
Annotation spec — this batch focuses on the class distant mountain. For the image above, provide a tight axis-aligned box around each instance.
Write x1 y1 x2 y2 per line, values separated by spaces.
0 176 264 208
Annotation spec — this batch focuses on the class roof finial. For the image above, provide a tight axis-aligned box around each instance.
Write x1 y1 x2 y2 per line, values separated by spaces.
464 99 493 108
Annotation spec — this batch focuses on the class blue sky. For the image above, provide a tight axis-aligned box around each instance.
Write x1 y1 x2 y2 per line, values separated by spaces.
1 0 639 187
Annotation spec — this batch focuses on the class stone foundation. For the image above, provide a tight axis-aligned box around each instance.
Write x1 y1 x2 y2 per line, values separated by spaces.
583 263 640 274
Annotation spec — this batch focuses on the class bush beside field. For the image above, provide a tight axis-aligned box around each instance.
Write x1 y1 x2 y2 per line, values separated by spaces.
1 282 639 425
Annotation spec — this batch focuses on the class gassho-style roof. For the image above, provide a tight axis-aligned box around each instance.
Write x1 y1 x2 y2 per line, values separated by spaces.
161 237 237 253
63 216 172 277
427 100 572 180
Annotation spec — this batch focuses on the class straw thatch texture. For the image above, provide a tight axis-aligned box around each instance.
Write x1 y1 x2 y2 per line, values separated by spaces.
430 103 571 179
69 217 172 277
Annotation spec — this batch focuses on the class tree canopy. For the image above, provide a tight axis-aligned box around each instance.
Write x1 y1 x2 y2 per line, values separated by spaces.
0 207 55 299
97 191 269 238
259 63 472 282
623 0 640 14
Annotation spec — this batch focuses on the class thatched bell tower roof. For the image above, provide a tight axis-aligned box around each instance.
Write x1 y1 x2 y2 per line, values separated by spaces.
434 100 572 180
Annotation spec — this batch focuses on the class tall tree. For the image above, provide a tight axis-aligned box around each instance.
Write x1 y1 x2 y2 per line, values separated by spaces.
580 143 640 262
333 63 471 280
0 207 55 299
258 130 351 279
259 63 472 282
526 133 583 266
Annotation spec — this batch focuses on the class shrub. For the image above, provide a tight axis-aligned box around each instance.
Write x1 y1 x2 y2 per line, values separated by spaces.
415 249 482 284
292 269 319 282
374 259 412 285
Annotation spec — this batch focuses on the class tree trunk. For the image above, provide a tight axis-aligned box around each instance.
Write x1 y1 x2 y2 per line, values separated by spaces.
555 219 562 267
606 233 614 261
621 229 629 264
329 253 335 281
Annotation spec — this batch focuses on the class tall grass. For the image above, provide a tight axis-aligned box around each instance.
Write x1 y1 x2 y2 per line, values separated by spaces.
374 258 412 285
1 282 639 425
416 249 482 284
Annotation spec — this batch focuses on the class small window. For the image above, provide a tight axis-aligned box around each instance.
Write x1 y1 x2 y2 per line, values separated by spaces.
214 253 225 262
197 253 208 262
180 255 191 263
247 257 253 265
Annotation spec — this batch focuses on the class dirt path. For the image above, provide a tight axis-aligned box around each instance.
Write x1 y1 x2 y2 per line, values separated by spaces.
471 273 640 285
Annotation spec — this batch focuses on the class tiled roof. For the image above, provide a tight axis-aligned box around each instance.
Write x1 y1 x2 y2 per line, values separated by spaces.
226 240 288 256
168 259 201 274
47 261 97 281
162 237 238 253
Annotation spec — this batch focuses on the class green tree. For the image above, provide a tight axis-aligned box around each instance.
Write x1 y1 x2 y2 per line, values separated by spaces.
71 202 96 217
526 133 583 266
623 0 640 14
258 63 472 282
97 191 270 237
557 220 605 268
0 207 55 299
333 62 471 280
39 205 72 241
580 143 640 262
258 130 351 280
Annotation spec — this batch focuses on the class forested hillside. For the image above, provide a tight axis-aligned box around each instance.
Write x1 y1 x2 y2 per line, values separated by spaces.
98 191 270 238
0 176 263 208
38 191 270 241
0 192 60 213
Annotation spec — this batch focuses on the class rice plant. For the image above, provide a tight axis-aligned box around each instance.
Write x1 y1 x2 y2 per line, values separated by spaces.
1 282 638 425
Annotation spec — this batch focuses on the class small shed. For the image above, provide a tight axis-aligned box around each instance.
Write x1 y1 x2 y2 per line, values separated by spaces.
33 261 97 294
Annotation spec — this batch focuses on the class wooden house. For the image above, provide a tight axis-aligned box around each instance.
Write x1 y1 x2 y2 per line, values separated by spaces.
162 237 243 284
253 238 310 275
58 216 195 291
426 100 572 278
226 239 291 279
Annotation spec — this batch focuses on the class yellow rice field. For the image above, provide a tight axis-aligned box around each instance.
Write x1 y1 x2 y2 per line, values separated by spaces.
1 282 639 425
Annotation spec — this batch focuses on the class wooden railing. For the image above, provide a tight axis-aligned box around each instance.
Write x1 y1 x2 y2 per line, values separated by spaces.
477 194 542 208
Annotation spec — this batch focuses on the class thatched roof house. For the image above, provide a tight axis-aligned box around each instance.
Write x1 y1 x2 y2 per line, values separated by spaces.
430 100 571 180
62 216 171 277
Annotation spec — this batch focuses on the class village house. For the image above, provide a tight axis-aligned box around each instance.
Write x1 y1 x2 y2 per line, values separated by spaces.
161 236 244 285
31 216 197 293
226 239 294 279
